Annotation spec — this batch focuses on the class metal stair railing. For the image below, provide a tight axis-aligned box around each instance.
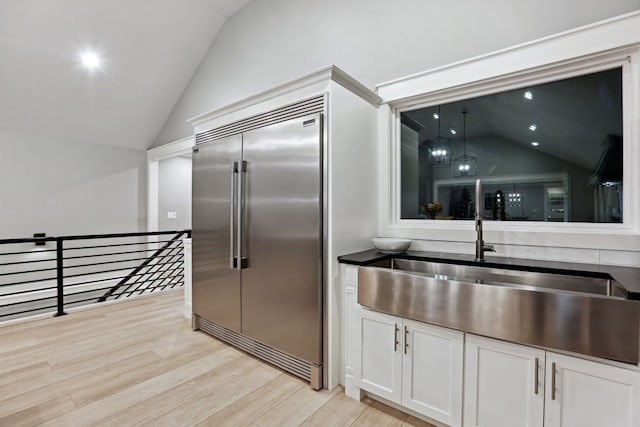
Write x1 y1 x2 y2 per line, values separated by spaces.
0 229 191 322
96 230 189 302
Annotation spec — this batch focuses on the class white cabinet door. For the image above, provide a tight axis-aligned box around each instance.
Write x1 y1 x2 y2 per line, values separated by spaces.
402 319 464 427
354 306 402 403
464 334 544 427
544 352 640 427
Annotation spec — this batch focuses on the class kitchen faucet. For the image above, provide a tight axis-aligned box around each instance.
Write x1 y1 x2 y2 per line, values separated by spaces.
475 179 495 262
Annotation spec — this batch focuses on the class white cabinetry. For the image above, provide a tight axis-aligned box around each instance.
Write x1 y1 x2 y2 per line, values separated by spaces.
464 334 545 427
465 334 640 427
342 264 360 398
342 265 640 427
354 306 403 402
402 318 464 426
353 303 464 427
544 352 640 427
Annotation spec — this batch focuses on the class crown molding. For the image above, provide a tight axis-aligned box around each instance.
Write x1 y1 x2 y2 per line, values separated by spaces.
187 65 382 129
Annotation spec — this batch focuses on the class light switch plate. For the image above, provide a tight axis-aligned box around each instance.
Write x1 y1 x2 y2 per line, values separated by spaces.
167 212 177 219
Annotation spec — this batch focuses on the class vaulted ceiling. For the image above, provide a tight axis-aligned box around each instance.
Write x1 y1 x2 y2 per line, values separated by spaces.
0 0 251 150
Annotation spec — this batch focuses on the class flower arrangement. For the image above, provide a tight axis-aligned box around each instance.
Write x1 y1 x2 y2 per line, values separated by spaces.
420 201 442 219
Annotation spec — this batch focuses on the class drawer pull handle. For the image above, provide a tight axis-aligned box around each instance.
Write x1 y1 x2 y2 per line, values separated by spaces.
551 362 557 400
394 324 399 351
404 326 409 354
534 357 539 395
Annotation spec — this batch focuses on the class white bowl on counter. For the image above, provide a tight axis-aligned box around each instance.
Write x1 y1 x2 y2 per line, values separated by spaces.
372 237 412 253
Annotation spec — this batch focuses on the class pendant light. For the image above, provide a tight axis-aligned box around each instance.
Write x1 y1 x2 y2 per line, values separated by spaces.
428 105 451 166
454 109 477 177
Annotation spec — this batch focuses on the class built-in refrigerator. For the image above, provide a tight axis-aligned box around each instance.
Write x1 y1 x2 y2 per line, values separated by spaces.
192 104 323 389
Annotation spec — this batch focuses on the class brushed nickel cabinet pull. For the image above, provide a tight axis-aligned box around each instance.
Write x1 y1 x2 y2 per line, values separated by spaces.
551 362 557 400
394 324 399 351
404 326 409 354
534 357 539 395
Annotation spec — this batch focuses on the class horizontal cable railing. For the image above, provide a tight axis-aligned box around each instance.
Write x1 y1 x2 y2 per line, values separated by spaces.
0 230 191 322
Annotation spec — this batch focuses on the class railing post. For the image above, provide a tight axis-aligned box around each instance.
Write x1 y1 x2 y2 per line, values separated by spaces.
54 237 67 317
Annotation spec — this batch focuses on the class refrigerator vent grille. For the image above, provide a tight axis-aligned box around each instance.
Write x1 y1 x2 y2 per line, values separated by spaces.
196 95 325 144
198 317 314 383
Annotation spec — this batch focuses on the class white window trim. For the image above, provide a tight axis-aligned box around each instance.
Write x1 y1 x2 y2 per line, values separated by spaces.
377 11 640 251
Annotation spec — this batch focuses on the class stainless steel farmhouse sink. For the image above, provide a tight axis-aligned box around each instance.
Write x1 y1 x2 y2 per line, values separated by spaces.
358 259 640 364
392 258 628 298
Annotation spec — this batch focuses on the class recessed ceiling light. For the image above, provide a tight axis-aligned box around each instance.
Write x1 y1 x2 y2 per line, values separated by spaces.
450 129 457 135
524 90 533 100
433 112 439 119
529 124 537 131
531 141 540 147
82 52 100 69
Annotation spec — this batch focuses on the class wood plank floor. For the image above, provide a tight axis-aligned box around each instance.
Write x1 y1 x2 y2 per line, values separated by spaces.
0 290 436 426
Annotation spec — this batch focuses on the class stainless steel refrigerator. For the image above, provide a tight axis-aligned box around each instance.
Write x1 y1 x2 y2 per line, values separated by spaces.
192 111 323 389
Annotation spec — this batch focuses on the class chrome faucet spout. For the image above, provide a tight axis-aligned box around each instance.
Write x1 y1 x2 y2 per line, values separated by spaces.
475 179 494 261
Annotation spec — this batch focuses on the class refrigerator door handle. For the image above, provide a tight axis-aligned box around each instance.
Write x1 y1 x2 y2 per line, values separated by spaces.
229 161 238 269
237 160 248 269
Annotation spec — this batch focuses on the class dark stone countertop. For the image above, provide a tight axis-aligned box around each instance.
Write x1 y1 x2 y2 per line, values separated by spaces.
338 248 640 300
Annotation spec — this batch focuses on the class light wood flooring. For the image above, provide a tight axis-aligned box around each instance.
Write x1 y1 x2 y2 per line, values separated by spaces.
0 290 436 426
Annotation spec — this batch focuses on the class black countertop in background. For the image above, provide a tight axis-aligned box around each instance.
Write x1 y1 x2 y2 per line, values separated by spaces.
338 248 640 299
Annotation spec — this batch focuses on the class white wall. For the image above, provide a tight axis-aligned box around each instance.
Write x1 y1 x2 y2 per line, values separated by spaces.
158 156 192 231
0 129 146 239
153 0 639 146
